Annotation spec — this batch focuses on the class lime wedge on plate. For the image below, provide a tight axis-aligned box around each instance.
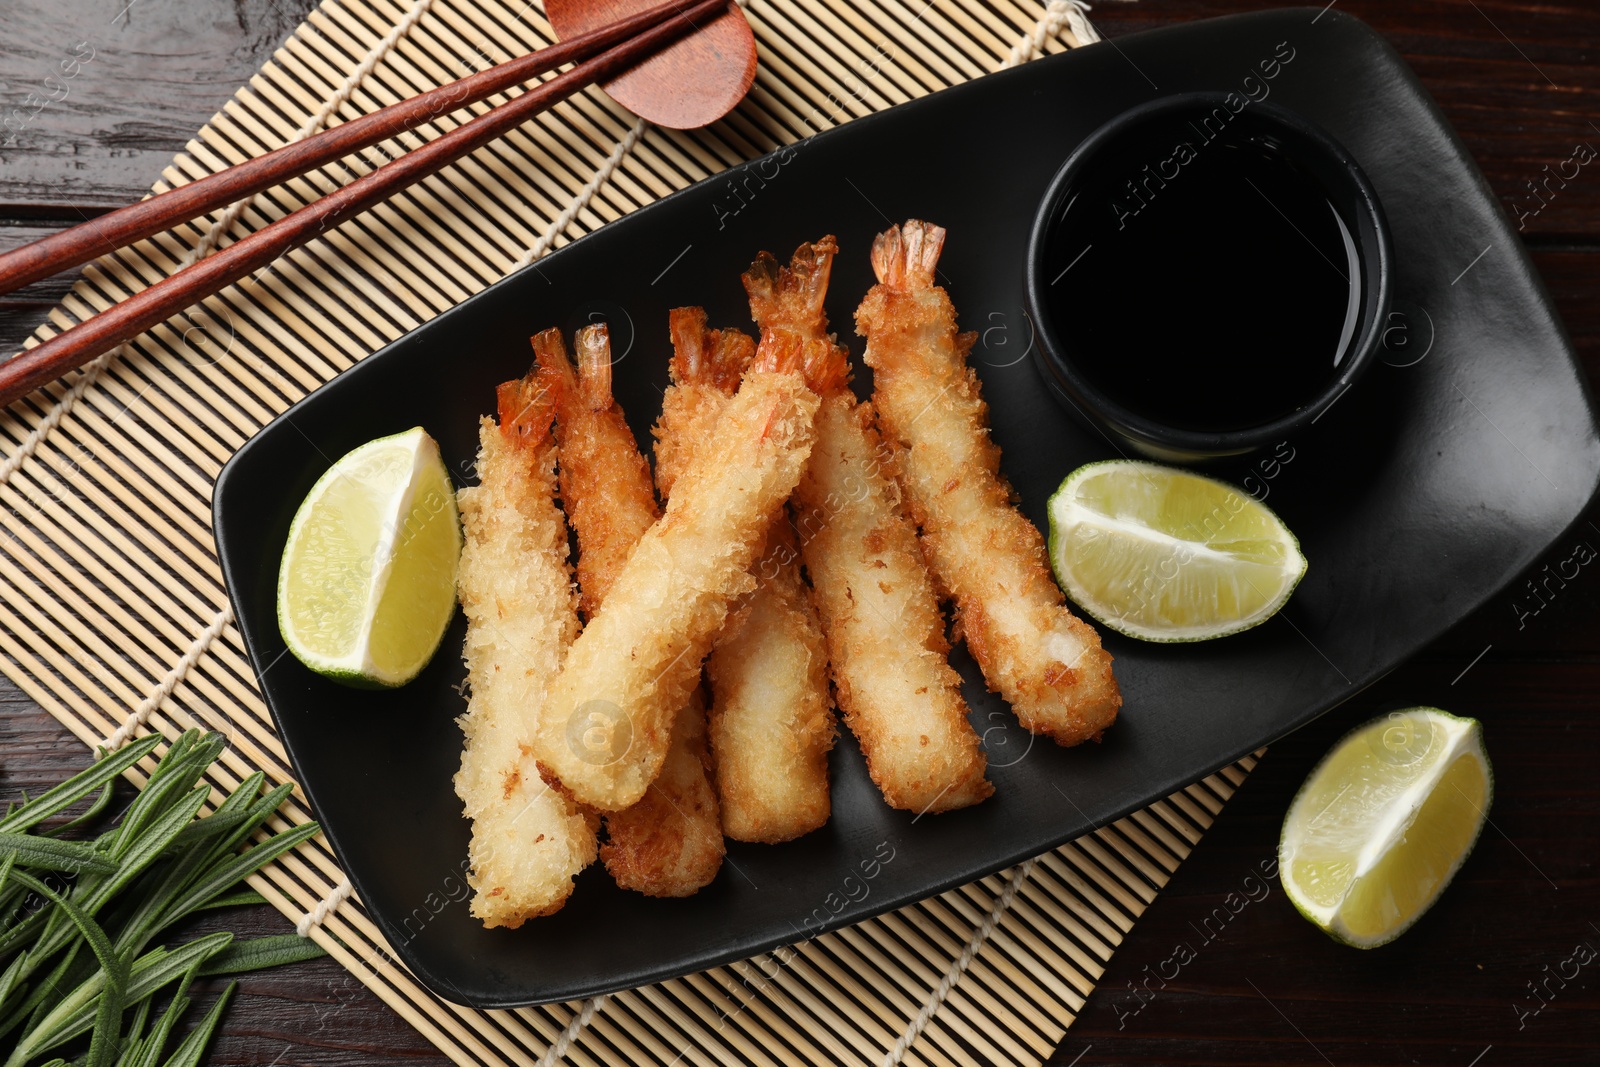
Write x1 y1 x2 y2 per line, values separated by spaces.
1280 707 1492 947
277 427 462 688
1046 459 1307 642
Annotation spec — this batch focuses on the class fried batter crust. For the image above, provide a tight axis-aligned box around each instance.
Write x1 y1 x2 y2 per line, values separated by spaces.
455 382 597 928
858 220 1121 745
537 324 725 896
530 369 820 811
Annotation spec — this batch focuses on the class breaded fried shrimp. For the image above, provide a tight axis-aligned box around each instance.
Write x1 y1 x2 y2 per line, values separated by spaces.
530 368 821 811
653 307 757 499
534 326 659 619
537 325 724 895
454 373 597 927
747 240 991 814
657 306 835 843
600 687 724 896
857 220 1121 745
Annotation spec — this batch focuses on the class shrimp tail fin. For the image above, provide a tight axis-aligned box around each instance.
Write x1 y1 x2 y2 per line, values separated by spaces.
669 306 754 393
742 236 839 332
711 327 757 389
532 327 578 410
750 332 806 376
668 306 711 385
749 333 850 396
871 220 946 288
495 365 555 449
574 323 614 411
743 235 851 396
741 251 787 325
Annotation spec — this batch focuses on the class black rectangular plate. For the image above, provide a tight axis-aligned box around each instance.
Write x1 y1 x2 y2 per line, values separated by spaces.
214 8 1600 1008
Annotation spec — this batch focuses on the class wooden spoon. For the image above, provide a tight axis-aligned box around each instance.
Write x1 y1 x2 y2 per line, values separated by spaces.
545 0 756 129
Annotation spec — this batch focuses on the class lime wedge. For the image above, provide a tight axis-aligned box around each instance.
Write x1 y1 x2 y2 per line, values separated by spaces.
277 427 462 688
1281 707 1492 947
1046 459 1307 642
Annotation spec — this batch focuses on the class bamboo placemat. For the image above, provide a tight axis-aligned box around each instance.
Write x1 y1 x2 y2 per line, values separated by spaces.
0 0 1265 1062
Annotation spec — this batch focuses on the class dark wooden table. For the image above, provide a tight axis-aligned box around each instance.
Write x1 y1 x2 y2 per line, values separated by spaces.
3 1 1597 1064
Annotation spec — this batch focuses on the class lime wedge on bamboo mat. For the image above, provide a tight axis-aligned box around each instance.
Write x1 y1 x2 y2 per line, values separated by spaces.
277 427 462 688
1280 707 1492 948
1046 459 1307 642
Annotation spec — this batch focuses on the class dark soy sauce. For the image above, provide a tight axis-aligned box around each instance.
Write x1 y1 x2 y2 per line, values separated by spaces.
1043 106 1360 433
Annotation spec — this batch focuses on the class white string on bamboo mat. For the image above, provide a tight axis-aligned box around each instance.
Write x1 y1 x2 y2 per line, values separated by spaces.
296 877 356 937
1004 0 1102 65
880 858 1040 1067
535 995 611 1067
512 116 651 271
103 604 235 750
0 0 438 496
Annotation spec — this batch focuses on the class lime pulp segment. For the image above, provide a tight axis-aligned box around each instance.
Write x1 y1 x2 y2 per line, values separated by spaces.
1280 707 1492 948
1046 459 1307 642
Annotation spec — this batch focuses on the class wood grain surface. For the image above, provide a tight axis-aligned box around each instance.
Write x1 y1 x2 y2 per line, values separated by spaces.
545 0 757 129
2 2 1597 1064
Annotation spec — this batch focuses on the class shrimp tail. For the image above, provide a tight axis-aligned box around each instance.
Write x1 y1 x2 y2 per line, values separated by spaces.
744 237 852 396
574 323 614 411
741 253 778 317
711 325 757 387
535 322 621 424
801 342 851 396
531 327 578 411
742 236 839 334
496 363 555 450
668 306 754 391
749 334 851 396
870 219 945 289
749 332 806 376
656 309 756 502
668 306 712 384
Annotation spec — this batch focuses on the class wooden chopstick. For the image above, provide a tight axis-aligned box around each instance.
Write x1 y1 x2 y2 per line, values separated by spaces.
0 0 728 409
0 0 706 298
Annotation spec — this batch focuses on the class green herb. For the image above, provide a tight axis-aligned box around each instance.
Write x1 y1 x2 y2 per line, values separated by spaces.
0 730 327 1067
198 934 328 977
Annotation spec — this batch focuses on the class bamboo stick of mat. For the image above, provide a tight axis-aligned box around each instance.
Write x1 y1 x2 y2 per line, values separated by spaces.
0 0 710 297
0 0 727 408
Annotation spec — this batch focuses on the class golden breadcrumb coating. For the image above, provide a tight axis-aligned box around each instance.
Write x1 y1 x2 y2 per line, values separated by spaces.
706 516 835 840
658 306 835 843
537 324 724 896
747 238 990 813
652 306 757 500
535 326 660 620
600 688 725 896
454 378 597 928
530 369 820 811
857 220 1121 745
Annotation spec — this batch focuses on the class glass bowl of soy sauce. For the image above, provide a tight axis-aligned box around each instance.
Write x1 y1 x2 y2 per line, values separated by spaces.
1025 92 1392 461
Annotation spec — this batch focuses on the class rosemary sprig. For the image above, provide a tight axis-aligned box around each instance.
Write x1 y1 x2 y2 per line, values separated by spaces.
0 737 161 835
0 730 328 1067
